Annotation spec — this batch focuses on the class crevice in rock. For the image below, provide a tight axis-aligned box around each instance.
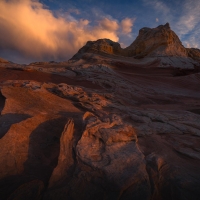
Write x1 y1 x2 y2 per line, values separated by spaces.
47 119 75 188
23 117 69 185
145 155 156 197
0 90 6 114
46 114 84 190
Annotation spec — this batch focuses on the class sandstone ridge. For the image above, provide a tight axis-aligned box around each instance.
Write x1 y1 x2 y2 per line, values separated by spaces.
71 23 200 69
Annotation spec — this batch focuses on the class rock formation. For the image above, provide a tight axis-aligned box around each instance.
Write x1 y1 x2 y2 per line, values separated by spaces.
187 48 200 61
71 39 123 60
71 23 200 69
0 23 200 200
125 23 187 57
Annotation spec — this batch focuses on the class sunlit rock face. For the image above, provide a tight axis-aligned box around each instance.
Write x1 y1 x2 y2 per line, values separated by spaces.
125 23 187 57
0 24 200 200
71 39 123 60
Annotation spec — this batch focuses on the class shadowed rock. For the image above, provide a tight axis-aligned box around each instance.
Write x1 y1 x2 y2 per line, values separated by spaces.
48 119 75 188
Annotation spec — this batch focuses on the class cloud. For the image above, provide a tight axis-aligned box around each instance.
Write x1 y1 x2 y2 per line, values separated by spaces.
153 1 170 15
99 18 119 32
175 10 199 36
0 0 133 63
143 0 170 15
174 0 200 48
142 0 200 48
121 18 135 34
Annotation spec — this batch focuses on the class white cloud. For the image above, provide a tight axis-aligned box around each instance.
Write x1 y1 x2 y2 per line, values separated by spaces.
121 18 135 34
156 18 159 22
99 18 119 32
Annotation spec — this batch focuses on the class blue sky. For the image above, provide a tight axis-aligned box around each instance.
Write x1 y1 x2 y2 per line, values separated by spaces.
0 0 200 63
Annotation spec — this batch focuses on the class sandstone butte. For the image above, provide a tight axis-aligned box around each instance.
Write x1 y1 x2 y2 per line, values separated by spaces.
0 23 200 200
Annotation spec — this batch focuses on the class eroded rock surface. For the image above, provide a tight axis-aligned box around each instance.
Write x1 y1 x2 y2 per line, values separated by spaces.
0 24 200 200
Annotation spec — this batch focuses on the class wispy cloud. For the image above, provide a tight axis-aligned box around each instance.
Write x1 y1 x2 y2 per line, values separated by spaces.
143 0 170 15
0 0 135 63
174 0 200 48
142 0 174 28
121 18 136 34
142 0 200 48
175 1 200 35
99 18 119 32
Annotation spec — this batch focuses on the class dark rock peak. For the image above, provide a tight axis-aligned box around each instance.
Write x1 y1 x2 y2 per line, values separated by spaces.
157 22 170 29
139 22 170 35
87 38 120 45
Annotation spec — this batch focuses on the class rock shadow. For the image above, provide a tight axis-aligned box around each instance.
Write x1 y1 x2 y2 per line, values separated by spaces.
23 117 69 184
0 90 5 113
0 113 31 139
0 116 70 199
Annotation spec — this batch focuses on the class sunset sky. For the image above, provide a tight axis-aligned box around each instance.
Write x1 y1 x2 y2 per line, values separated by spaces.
0 0 200 64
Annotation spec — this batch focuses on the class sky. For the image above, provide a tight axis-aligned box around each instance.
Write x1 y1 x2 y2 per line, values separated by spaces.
0 0 200 64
